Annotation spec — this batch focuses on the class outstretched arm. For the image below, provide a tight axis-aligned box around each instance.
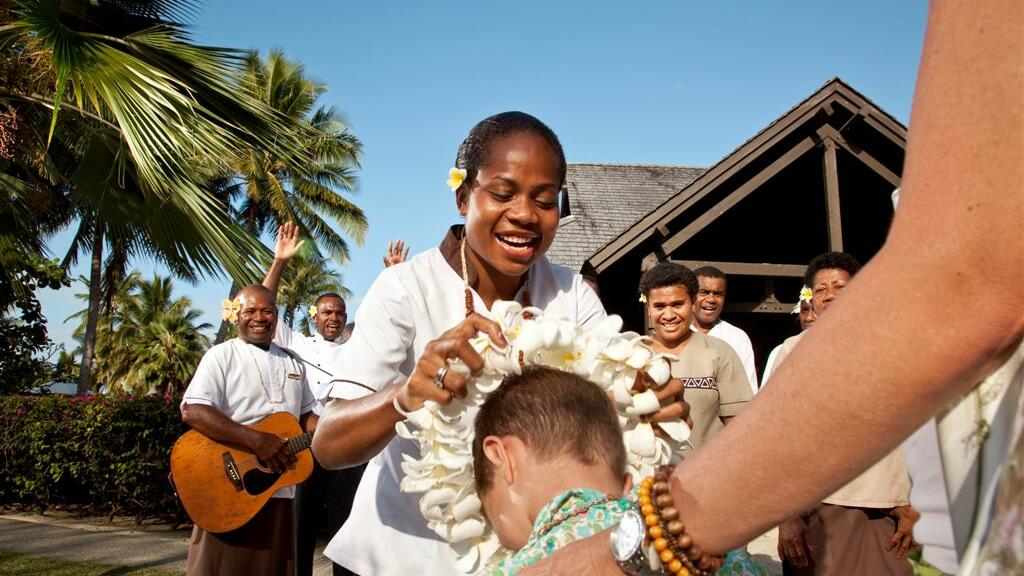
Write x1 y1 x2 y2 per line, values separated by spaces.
522 0 1023 571
263 222 305 295
670 0 1023 554
312 313 507 469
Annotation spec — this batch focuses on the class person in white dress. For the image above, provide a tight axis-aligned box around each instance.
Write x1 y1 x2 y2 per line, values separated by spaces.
310 111 689 575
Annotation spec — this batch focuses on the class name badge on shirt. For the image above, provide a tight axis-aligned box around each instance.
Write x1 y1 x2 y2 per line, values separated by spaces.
287 373 300 380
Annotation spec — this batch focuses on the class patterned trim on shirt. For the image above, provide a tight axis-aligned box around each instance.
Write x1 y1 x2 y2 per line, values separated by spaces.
680 376 718 390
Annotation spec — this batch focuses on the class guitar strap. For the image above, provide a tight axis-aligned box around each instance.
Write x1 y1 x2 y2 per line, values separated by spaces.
277 346 378 394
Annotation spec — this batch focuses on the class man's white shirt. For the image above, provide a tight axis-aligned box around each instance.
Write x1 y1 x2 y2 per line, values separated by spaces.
181 338 316 498
693 319 758 394
274 322 345 414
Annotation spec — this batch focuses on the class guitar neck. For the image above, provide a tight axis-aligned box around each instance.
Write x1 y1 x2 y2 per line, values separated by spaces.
286 431 314 455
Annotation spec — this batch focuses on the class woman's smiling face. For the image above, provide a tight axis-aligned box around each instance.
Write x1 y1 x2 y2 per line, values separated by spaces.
458 131 561 283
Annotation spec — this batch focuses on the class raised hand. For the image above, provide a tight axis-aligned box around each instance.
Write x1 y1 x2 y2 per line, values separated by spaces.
274 221 305 262
383 239 409 268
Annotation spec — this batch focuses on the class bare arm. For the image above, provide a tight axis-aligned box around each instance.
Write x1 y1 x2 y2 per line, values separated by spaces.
263 222 304 295
671 0 1024 554
524 0 1023 571
181 403 295 472
300 411 318 433
311 387 406 469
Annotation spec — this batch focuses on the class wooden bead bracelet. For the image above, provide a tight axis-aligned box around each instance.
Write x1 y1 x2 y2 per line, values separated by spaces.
637 465 724 576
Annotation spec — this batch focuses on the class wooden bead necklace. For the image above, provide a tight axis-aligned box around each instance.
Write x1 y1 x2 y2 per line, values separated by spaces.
459 234 531 319
638 465 724 576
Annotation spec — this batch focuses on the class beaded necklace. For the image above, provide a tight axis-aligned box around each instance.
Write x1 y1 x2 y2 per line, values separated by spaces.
243 342 286 404
532 494 612 541
459 234 531 319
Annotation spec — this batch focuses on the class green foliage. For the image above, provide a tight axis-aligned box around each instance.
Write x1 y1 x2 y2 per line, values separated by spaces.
0 393 187 521
227 49 366 263
2 0 314 287
0 255 70 394
69 272 210 394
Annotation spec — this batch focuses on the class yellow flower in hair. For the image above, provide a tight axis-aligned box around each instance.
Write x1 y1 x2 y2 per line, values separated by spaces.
638 293 647 304
308 304 318 317
792 286 813 314
799 286 813 303
221 298 242 323
447 167 467 192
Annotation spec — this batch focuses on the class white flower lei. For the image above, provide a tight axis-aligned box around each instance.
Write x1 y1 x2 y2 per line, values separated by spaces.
395 300 691 573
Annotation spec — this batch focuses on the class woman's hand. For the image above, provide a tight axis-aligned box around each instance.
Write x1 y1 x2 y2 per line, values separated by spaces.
394 313 507 412
886 504 920 560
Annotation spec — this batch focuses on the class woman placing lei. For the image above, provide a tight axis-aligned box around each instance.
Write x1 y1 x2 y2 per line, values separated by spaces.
312 112 689 575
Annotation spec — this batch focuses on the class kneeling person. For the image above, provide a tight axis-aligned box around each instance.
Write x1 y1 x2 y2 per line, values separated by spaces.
180 285 317 576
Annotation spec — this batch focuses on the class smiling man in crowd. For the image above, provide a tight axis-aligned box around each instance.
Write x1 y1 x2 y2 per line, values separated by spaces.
262 223 364 576
691 266 759 395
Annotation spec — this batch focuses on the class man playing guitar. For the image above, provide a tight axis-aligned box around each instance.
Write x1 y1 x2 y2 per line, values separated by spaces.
180 284 317 575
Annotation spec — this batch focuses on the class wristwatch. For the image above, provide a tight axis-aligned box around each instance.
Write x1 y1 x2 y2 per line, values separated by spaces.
610 507 656 575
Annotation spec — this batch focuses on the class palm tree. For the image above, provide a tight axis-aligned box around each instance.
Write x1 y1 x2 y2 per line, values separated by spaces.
2 1 316 392
277 254 349 335
213 49 367 342
70 271 211 394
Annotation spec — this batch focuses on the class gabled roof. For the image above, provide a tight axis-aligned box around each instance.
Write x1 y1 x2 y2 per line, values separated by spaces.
585 77 907 273
547 163 705 272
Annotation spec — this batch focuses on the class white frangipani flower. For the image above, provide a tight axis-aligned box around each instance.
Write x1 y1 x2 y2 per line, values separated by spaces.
395 302 691 573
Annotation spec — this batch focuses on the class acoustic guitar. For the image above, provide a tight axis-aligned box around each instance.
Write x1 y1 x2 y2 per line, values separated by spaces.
169 411 314 533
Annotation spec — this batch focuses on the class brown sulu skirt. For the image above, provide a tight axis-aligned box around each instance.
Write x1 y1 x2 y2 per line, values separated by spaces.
186 498 295 576
784 503 913 576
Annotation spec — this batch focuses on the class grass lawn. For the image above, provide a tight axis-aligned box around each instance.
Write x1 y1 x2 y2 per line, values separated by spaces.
0 552 183 576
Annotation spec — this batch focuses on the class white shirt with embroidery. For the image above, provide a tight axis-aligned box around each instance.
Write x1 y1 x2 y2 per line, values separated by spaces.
274 323 345 414
181 337 316 498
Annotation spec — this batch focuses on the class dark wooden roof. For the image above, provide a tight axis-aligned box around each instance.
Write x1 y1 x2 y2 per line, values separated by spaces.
585 77 907 273
548 163 705 272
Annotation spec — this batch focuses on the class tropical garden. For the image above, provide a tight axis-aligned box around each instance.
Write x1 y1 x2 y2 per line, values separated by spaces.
0 0 365 523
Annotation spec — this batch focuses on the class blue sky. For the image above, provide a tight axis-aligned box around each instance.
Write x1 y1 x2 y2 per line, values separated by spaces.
38 0 929 351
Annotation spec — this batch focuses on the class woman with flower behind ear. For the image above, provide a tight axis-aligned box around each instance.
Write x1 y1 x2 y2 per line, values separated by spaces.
311 111 690 575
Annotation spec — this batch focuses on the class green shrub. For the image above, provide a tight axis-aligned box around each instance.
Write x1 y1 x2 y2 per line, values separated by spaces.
0 393 188 521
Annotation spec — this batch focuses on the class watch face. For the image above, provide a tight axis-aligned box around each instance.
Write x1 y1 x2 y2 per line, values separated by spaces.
611 509 645 561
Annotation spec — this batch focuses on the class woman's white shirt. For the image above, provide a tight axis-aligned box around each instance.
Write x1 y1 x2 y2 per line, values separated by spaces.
322 246 605 575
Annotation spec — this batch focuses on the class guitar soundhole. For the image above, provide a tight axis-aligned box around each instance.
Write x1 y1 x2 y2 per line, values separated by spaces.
242 469 282 495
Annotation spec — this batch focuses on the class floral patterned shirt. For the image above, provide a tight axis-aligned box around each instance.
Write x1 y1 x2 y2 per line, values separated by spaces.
477 487 768 576
478 488 632 576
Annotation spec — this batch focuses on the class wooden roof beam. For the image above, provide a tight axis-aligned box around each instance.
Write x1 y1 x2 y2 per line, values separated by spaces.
672 259 806 277
817 125 902 187
659 135 817 256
